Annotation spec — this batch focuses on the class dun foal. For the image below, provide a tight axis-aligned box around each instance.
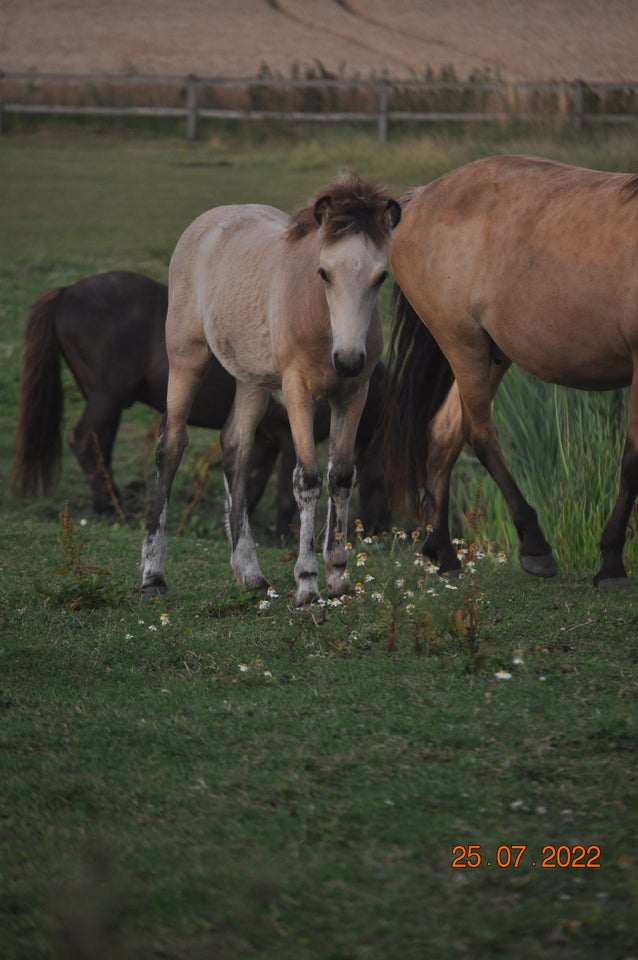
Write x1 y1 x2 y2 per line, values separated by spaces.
141 175 400 605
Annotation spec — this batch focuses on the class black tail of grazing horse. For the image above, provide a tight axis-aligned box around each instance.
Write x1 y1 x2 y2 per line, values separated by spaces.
10 288 65 498
382 285 455 517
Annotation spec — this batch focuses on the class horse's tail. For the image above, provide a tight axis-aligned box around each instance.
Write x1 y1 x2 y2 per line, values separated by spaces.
382 285 455 516
10 287 65 498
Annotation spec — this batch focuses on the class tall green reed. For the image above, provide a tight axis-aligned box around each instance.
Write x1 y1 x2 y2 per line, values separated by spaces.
451 369 636 575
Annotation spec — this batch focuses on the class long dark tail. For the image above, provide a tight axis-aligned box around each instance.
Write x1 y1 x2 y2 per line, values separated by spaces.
10 288 65 497
382 285 455 516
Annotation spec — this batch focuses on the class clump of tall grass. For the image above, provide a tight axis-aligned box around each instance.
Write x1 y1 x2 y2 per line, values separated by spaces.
451 369 636 576
34 501 129 610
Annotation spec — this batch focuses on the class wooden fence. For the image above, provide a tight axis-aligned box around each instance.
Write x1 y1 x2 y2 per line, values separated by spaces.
1 71 637 142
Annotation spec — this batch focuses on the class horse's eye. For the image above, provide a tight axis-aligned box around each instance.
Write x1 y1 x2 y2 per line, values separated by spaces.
374 270 389 288
318 267 330 284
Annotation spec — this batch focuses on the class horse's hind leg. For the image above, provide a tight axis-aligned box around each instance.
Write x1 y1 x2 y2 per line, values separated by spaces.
68 403 122 516
246 431 280 519
221 382 271 593
595 379 638 589
274 432 298 538
421 383 467 575
141 346 211 595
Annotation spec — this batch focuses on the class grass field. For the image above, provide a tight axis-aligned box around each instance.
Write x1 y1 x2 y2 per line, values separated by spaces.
1 123 638 959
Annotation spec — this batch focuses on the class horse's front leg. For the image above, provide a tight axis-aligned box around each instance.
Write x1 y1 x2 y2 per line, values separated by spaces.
141 345 210 594
222 382 271 593
324 389 368 598
283 376 322 606
140 412 185 595
457 363 557 579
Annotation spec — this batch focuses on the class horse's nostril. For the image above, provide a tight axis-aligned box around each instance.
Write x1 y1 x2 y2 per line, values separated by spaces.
333 350 366 378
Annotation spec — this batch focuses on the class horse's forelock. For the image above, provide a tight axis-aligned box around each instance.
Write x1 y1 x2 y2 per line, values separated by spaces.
286 176 395 245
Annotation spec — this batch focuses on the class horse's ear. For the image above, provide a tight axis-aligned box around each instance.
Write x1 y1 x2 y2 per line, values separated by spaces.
384 199 402 229
314 195 332 226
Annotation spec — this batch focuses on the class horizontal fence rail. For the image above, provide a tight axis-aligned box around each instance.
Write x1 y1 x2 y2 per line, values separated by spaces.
1 72 637 141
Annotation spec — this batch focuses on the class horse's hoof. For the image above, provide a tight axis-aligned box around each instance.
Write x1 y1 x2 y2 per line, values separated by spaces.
327 579 352 600
520 553 558 578
594 575 630 591
141 580 167 597
296 589 321 608
244 576 269 595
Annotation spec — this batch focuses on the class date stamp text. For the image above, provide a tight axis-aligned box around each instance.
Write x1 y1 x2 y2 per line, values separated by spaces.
451 844 601 869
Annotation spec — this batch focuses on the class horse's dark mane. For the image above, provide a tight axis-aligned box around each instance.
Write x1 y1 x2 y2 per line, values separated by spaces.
399 187 420 208
620 173 638 202
285 173 394 245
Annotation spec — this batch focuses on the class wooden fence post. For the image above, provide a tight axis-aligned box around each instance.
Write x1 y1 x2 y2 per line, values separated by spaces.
377 72 388 144
186 73 198 140
573 78 585 129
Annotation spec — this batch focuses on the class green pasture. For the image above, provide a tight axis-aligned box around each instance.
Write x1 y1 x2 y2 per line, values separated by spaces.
1 122 638 959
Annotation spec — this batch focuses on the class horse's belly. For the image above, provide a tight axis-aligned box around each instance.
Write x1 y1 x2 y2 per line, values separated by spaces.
209 322 280 390
503 332 632 391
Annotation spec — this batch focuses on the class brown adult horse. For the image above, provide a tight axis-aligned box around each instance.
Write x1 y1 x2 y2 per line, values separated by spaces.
11 271 391 535
385 154 638 589
141 175 400 605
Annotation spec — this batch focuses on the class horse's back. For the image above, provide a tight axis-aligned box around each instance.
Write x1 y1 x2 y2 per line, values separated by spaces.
55 271 168 403
171 204 289 282
392 156 638 388
167 205 290 386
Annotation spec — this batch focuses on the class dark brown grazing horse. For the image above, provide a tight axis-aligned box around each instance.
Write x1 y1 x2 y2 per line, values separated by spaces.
385 154 638 589
11 270 391 535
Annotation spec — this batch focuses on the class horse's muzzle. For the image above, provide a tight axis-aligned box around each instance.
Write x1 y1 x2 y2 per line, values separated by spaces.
333 349 366 378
